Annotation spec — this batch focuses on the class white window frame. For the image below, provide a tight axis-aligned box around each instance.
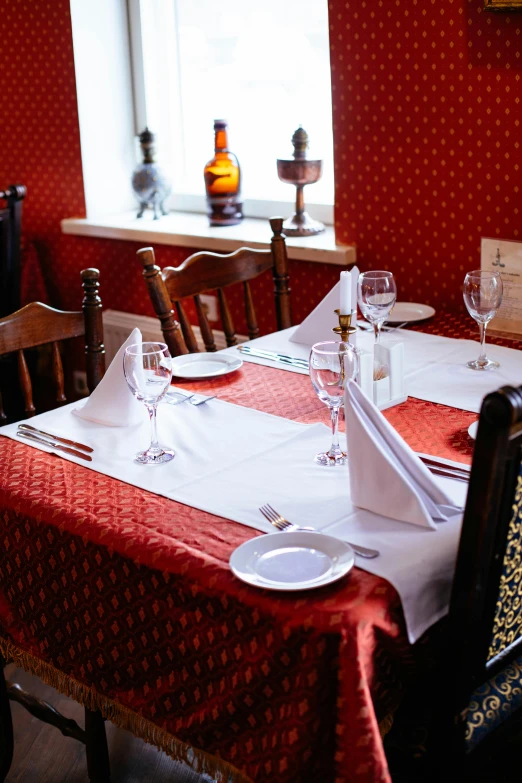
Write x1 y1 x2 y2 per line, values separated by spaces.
126 0 334 225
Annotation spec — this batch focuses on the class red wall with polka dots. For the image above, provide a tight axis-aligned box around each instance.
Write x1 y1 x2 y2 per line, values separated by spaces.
330 0 522 310
1 0 520 330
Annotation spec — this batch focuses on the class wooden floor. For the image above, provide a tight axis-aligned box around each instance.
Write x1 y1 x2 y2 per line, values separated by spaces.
5 667 207 783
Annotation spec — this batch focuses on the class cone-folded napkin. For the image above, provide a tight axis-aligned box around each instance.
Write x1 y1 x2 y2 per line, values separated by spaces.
74 328 145 427
344 379 463 528
290 267 359 346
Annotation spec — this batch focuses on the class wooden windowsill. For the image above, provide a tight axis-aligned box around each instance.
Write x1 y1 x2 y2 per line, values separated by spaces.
61 211 356 267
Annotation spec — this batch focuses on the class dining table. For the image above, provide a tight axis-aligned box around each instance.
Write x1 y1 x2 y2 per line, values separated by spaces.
0 311 519 783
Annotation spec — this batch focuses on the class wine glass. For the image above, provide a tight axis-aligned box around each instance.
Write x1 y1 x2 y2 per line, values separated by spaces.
123 342 175 464
463 270 503 371
309 341 359 467
357 271 397 343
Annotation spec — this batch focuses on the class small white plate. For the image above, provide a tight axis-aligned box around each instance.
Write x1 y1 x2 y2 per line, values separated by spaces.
171 353 243 379
388 302 436 324
468 421 478 440
230 531 355 591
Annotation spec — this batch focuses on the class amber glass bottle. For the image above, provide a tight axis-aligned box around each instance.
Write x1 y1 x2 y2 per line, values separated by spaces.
203 120 243 226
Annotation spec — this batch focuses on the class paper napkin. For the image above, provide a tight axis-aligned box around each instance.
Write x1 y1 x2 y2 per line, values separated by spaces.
344 379 463 528
74 328 145 427
290 267 359 346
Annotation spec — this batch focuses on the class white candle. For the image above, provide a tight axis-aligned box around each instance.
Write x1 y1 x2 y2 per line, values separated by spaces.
350 266 359 314
340 271 351 315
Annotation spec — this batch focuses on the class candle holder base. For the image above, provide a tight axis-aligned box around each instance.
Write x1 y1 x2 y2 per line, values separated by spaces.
283 211 325 237
332 309 357 343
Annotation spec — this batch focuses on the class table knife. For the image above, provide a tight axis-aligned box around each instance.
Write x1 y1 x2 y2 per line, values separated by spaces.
17 430 93 462
425 465 469 483
238 345 309 369
419 455 470 475
18 423 94 453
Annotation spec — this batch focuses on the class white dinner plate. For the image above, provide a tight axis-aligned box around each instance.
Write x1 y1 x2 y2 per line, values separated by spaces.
387 302 436 324
468 421 478 440
230 531 355 591
171 353 243 379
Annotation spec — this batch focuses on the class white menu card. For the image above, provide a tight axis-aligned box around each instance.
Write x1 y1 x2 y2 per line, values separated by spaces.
481 237 522 338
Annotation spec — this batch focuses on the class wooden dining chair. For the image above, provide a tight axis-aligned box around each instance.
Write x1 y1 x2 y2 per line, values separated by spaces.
0 268 105 425
387 383 522 779
137 216 292 357
0 269 111 782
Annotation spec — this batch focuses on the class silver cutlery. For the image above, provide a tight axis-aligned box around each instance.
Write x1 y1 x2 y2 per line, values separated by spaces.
165 391 215 406
385 322 408 333
189 393 216 405
419 455 470 477
17 423 93 453
165 391 195 405
259 503 380 559
238 345 309 369
357 321 407 333
17 430 93 462
424 466 469 483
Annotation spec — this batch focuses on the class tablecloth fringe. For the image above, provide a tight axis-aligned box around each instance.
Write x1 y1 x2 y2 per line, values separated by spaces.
1 637 253 783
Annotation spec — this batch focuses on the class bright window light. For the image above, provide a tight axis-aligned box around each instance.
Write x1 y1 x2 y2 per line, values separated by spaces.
130 0 334 215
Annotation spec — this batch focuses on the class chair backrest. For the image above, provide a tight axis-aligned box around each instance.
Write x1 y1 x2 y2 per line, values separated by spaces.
137 217 292 356
0 268 105 423
0 184 26 319
442 384 522 749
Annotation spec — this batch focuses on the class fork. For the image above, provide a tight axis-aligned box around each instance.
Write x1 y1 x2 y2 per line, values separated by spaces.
165 391 216 406
259 504 380 559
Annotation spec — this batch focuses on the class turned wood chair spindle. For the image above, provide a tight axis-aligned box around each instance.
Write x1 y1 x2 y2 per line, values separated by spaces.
0 269 105 423
137 217 292 356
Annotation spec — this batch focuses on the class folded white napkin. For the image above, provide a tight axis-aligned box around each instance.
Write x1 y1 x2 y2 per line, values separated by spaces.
290 267 359 346
344 379 463 529
74 328 145 427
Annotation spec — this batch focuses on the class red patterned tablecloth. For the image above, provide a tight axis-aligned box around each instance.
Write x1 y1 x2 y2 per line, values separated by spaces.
0 312 517 783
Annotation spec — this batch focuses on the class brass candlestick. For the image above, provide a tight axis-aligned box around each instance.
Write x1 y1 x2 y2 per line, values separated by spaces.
276 127 325 236
332 309 357 343
332 310 357 384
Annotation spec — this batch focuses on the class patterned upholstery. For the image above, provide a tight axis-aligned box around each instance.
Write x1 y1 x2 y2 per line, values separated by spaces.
464 655 522 751
488 466 522 661
461 461 522 751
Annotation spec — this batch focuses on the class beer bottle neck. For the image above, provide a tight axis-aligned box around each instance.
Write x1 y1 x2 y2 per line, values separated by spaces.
214 128 229 151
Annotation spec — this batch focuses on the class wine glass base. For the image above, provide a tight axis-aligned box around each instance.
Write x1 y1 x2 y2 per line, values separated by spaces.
314 451 347 467
135 448 175 465
466 359 499 371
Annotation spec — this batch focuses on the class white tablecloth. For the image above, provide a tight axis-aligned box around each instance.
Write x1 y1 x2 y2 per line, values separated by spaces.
222 326 522 413
1 394 467 643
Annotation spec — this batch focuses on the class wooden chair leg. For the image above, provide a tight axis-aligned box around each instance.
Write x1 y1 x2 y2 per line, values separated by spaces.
85 708 111 783
0 660 13 783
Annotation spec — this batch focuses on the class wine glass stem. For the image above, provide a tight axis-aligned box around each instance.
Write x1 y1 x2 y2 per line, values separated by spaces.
147 404 160 453
478 321 488 365
373 322 382 344
328 405 342 457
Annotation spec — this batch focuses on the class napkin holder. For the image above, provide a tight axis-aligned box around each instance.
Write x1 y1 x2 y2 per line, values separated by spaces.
357 342 407 411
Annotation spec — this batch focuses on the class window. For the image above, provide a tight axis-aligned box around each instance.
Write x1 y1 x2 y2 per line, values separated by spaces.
129 0 334 220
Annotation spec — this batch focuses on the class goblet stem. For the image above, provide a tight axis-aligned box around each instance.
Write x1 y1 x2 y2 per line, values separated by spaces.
327 405 343 458
147 403 160 453
373 322 382 344
477 321 488 366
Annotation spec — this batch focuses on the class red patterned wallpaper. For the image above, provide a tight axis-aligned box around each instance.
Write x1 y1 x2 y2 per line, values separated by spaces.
330 0 522 309
1 0 521 331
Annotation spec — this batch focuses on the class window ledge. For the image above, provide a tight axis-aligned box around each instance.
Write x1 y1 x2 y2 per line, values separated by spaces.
61 211 356 267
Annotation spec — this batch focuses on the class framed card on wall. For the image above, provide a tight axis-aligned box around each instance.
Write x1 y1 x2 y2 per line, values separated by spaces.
481 238 522 338
485 0 522 9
